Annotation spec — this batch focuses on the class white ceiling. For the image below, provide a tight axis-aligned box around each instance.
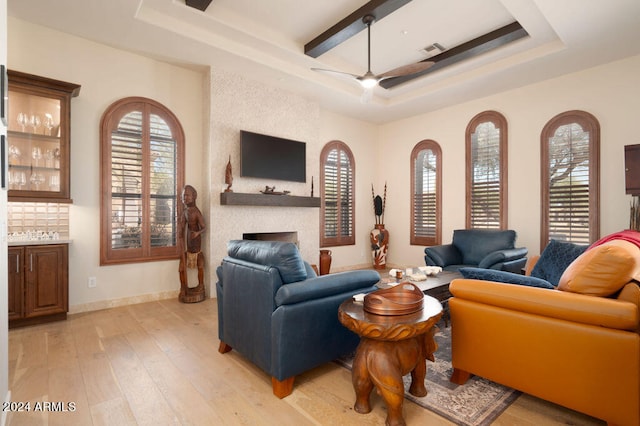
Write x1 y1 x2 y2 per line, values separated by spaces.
7 0 640 123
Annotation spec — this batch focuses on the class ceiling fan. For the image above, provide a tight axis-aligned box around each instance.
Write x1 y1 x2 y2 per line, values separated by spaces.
312 14 435 101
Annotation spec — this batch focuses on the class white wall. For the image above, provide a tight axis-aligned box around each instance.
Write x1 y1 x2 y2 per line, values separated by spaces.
1 0 9 418
381 55 640 267
8 18 206 312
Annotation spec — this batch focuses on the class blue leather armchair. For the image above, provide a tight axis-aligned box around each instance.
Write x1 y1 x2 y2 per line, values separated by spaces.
424 229 528 273
216 240 380 398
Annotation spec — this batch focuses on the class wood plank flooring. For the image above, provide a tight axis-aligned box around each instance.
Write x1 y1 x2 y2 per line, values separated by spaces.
7 298 604 425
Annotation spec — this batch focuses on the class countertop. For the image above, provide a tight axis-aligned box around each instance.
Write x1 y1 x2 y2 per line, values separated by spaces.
8 239 72 246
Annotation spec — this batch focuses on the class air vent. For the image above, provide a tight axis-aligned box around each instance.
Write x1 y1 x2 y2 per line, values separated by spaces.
420 43 445 57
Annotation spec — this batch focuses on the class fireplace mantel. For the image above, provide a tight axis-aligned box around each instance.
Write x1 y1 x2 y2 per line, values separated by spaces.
220 192 320 208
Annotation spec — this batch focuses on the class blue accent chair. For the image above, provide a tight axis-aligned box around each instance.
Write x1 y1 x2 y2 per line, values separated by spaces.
216 240 380 398
424 229 528 273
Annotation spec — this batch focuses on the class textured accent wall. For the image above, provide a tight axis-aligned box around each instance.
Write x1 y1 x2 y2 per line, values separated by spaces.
209 68 321 267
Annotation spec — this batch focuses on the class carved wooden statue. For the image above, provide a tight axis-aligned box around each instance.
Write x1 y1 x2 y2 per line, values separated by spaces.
178 185 206 303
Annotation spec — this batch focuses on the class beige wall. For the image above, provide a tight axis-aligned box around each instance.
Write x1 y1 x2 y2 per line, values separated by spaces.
8 18 207 312
6 17 640 311
381 54 640 267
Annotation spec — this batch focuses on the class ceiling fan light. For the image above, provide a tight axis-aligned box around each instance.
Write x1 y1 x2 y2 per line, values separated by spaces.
359 76 378 89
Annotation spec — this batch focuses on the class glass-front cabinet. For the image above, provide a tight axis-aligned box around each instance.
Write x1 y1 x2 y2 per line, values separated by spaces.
7 70 80 202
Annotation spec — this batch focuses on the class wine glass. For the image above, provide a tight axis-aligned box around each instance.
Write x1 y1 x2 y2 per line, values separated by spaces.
16 113 28 132
43 114 55 136
32 147 42 167
8 145 21 165
45 149 54 168
30 172 45 190
29 115 42 134
17 172 27 189
49 174 60 191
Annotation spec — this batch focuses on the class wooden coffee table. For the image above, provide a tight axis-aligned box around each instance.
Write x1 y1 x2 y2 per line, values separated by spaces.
338 296 443 426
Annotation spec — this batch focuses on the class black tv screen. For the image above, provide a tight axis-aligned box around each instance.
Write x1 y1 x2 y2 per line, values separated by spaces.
240 130 306 183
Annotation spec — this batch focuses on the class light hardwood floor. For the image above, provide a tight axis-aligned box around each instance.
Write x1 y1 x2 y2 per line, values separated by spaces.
7 298 604 425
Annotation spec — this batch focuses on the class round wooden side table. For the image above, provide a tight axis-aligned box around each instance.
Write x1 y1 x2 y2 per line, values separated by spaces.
338 295 443 426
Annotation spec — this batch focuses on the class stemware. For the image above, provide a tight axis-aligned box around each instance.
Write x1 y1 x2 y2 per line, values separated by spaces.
16 113 28 132
30 172 45 190
8 145 21 166
32 146 43 167
43 114 55 136
29 114 42 134
45 149 54 168
17 172 27 189
49 174 60 191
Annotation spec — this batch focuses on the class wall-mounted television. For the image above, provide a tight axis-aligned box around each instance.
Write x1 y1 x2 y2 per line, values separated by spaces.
240 130 306 183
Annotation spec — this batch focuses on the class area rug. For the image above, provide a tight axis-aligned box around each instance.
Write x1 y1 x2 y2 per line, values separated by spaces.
336 322 521 426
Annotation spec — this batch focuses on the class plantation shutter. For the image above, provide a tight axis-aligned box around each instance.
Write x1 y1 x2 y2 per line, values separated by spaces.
149 113 178 248
321 142 355 246
546 123 591 244
110 111 144 250
101 97 184 265
412 146 439 245
469 122 502 229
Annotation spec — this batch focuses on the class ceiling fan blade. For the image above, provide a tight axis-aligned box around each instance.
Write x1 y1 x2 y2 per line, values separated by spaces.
311 68 360 80
378 61 435 80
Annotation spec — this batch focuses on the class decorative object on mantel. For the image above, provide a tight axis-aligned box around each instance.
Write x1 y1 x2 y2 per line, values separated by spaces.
319 249 332 275
311 176 314 197
370 183 389 269
260 185 290 195
631 196 640 231
224 156 233 193
178 185 206 303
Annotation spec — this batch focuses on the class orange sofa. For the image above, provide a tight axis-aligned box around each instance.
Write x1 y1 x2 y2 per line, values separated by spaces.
449 239 640 426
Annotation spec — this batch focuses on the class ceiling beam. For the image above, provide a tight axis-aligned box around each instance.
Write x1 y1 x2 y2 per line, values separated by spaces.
185 0 213 12
380 21 529 89
304 0 413 58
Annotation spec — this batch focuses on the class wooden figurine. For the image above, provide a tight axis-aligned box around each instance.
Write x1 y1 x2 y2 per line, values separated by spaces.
178 185 206 303
224 156 233 192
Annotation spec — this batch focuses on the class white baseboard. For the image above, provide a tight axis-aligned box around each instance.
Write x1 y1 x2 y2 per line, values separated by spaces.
2 390 11 426
69 290 182 314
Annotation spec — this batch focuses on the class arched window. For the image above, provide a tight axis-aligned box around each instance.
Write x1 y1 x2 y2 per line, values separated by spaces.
320 141 355 247
100 97 185 265
465 111 508 229
411 140 442 245
540 110 600 249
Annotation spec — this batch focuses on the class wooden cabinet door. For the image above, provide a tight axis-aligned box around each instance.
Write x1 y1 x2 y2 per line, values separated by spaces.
24 245 68 318
8 247 25 321
625 144 640 195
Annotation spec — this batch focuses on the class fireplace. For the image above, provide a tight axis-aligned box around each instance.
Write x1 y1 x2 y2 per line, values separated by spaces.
243 231 299 245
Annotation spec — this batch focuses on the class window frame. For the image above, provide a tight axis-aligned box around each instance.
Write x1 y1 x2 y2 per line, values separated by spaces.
410 140 442 246
100 97 185 265
320 140 355 247
465 110 508 229
540 110 600 250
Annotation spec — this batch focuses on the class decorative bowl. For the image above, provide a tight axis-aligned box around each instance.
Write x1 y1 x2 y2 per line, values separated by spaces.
364 282 424 315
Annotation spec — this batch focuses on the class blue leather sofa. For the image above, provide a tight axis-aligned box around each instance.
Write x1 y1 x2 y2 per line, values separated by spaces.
216 240 380 398
424 229 528 273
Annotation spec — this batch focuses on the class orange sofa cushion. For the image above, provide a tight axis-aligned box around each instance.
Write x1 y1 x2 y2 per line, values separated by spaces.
558 239 640 297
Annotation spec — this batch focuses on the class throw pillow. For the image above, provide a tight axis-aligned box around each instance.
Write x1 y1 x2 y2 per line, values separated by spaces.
530 239 588 286
459 267 555 289
557 240 640 297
